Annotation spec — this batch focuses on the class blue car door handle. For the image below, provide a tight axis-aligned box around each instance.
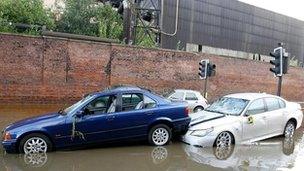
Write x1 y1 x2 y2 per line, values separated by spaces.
145 111 154 115
107 115 115 121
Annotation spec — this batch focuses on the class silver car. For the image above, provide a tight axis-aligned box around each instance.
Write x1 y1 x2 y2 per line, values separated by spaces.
166 89 208 113
182 93 303 147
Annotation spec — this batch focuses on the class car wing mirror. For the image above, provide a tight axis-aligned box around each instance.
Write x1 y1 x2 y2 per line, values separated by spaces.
75 110 84 118
244 110 251 117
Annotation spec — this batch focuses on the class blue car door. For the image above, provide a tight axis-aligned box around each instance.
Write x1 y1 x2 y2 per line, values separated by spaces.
68 95 117 145
107 92 157 140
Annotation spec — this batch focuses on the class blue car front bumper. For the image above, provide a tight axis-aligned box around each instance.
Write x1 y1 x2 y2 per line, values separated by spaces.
2 139 18 153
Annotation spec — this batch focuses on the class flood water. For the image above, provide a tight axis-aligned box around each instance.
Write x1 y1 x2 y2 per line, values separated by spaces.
1 104 304 171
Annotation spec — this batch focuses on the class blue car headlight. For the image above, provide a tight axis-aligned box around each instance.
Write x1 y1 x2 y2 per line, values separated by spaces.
190 127 214 137
2 131 12 141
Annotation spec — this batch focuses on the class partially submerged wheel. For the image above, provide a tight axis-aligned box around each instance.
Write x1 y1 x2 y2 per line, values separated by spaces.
213 145 234 160
148 124 172 146
284 121 296 138
214 131 233 147
19 133 52 154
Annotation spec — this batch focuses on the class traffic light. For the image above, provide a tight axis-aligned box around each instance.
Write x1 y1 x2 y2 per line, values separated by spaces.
207 63 216 77
199 60 208 79
269 48 282 76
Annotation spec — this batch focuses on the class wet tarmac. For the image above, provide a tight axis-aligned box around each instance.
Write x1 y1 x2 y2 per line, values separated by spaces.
1 104 304 171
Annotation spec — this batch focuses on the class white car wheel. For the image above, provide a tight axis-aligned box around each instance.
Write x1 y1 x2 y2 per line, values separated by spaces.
284 121 295 138
194 106 204 113
213 145 234 160
215 132 233 147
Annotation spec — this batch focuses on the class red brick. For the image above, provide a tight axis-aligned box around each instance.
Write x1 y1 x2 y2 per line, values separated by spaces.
0 33 304 104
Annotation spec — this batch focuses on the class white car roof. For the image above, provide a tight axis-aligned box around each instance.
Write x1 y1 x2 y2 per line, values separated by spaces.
174 89 200 94
224 93 280 101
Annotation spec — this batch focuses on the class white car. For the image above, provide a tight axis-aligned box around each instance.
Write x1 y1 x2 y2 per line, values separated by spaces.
182 93 303 147
166 89 208 112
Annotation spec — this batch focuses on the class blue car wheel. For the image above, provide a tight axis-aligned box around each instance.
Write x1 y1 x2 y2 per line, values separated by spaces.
148 124 172 146
19 133 53 154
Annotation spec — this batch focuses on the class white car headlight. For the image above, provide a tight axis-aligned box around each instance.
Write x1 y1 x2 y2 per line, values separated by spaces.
190 127 214 137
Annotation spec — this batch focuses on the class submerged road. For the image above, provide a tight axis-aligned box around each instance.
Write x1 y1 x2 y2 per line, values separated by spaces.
1 104 304 171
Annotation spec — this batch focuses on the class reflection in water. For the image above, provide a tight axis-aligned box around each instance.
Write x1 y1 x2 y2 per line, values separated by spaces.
0 104 304 171
19 146 169 168
151 146 168 165
2 137 302 171
1 145 188 171
23 153 48 168
184 136 301 170
213 145 234 160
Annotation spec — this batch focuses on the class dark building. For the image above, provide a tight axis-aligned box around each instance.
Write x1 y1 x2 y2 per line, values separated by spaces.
160 0 304 64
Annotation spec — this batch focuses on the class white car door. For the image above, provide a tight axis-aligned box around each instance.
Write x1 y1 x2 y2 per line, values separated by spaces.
242 98 268 141
264 98 285 135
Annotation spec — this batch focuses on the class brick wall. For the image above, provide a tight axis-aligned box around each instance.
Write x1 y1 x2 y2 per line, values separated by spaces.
0 33 304 103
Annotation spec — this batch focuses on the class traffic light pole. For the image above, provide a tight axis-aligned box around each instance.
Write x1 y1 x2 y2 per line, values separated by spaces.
203 76 208 98
277 76 282 96
270 43 287 97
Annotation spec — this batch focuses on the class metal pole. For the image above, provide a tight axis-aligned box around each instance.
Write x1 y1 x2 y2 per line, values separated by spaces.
277 76 282 96
204 76 208 98
131 0 138 45
123 4 132 44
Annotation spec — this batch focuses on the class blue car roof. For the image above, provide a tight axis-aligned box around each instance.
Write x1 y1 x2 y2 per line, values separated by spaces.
89 86 169 104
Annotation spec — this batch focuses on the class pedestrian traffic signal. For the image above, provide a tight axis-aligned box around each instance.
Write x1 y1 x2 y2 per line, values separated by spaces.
199 60 208 79
269 48 282 76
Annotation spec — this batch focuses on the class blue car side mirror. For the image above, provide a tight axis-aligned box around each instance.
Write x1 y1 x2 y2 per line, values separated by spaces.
75 110 84 118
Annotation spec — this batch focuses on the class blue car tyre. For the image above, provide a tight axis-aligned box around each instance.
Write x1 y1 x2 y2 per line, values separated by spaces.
148 124 172 146
19 133 53 154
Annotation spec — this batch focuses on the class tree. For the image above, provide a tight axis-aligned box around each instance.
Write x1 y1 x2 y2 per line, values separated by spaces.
56 0 123 40
0 0 55 34
56 0 100 36
135 27 156 48
0 12 14 32
97 4 123 40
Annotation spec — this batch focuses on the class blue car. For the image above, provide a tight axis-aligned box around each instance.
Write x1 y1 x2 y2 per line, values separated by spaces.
1 86 190 153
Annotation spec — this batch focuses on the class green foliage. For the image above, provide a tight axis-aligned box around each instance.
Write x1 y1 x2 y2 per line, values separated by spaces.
57 1 123 40
97 4 123 40
135 27 156 48
56 0 99 36
0 0 156 48
0 12 14 32
0 0 55 34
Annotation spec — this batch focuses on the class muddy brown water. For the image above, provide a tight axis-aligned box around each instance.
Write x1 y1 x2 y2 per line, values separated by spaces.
1 104 304 171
